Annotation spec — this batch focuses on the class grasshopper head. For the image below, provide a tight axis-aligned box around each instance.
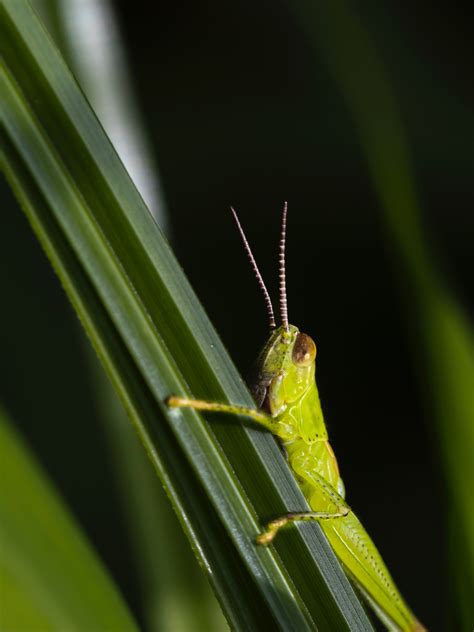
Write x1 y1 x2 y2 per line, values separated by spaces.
251 325 317 415
231 203 319 420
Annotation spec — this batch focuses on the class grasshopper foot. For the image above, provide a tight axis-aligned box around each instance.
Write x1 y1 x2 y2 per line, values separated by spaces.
256 517 288 546
166 395 187 407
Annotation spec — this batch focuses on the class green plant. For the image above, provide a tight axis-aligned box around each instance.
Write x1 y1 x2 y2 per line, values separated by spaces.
1 2 372 628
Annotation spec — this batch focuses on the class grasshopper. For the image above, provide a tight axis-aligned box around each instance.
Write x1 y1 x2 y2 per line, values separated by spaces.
168 203 425 631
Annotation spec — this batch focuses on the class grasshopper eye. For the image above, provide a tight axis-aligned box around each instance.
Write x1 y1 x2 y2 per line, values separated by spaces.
292 333 316 367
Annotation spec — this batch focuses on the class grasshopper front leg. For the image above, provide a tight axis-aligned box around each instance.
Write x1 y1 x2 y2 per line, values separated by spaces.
166 396 276 433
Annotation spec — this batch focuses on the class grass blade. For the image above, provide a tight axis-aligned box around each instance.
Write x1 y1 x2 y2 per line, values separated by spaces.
1 1 373 628
29 1 226 627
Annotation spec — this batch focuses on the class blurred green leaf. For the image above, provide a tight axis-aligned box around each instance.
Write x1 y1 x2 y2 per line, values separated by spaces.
0 406 139 631
292 0 474 625
1 1 373 629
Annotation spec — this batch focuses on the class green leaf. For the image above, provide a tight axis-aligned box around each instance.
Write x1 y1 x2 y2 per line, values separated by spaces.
0 406 139 630
1 1 373 629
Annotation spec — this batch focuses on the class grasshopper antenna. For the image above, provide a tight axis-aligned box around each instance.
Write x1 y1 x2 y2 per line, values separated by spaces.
230 206 276 330
279 201 289 333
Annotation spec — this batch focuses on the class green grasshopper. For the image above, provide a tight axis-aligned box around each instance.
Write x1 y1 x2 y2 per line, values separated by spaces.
168 203 425 631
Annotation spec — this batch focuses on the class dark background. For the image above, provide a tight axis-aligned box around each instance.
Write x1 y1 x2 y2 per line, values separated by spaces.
1 0 473 629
